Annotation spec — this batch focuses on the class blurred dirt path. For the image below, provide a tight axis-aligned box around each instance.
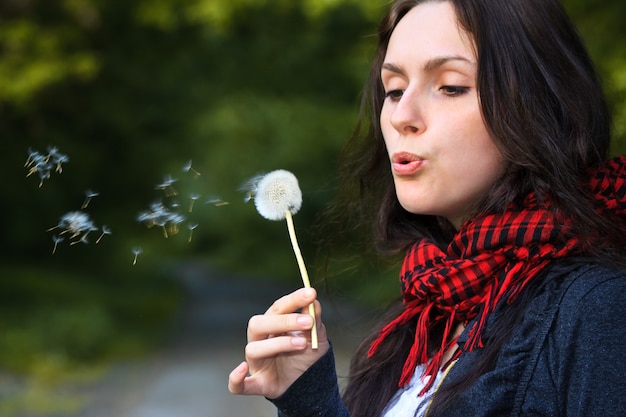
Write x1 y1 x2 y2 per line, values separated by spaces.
75 263 372 417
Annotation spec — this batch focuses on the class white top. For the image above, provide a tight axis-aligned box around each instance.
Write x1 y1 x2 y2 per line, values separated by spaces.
381 363 448 417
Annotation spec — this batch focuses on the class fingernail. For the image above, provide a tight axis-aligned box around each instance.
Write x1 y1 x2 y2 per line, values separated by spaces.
303 288 315 298
235 361 247 374
297 315 313 326
291 337 307 347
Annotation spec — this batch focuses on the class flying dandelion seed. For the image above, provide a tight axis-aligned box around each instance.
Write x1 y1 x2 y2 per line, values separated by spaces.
48 211 99 246
182 160 201 177
187 223 198 243
49 147 69 174
137 201 185 238
205 196 230 206
25 146 69 187
166 213 185 236
70 235 88 246
132 247 143 265
95 225 112 244
157 219 169 238
188 193 201 212
24 149 38 167
51 235 64 254
82 189 99 209
244 169 317 349
155 174 178 197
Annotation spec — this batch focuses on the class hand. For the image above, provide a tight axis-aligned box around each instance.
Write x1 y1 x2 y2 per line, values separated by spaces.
228 287 329 399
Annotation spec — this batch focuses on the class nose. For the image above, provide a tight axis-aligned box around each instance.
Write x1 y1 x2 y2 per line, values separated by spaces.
389 89 425 135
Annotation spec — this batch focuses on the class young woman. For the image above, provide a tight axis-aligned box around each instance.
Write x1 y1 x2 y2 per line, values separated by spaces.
229 0 626 416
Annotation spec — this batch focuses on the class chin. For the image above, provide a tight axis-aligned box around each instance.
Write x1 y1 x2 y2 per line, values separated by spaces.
397 200 431 216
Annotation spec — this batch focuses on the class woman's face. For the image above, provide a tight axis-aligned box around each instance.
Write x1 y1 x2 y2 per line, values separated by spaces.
380 1 504 228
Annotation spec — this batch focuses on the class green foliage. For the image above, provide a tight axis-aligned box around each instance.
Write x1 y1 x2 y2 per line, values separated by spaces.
0 1 100 105
0 264 182 375
0 261 181 414
563 0 626 154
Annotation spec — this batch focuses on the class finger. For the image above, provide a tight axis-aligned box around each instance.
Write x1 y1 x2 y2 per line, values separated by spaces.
265 287 317 315
247 313 314 342
228 371 271 397
228 362 273 397
228 361 249 395
245 334 309 361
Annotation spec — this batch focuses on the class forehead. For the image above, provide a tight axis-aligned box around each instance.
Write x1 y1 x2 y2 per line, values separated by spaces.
385 2 476 65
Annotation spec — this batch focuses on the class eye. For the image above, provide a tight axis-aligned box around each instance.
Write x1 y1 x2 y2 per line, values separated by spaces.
384 89 405 101
440 85 469 96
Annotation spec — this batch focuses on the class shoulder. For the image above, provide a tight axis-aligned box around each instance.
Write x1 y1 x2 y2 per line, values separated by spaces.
547 260 626 316
535 260 626 356
533 261 626 415
508 259 626 331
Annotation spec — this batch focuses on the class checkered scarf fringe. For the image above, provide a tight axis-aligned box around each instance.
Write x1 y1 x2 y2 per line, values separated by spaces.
367 156 626 396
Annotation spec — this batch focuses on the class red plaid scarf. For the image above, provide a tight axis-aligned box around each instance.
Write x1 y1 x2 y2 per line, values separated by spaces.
368 156 626 395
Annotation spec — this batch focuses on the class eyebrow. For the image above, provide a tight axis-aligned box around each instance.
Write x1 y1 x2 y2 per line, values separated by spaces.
382 55 475 75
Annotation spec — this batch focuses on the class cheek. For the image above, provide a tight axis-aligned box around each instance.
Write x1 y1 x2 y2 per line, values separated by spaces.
380 125 394 150
380 106 392 134
446 125 503 186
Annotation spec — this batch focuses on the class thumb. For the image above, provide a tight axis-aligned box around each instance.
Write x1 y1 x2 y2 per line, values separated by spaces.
228 361 250 395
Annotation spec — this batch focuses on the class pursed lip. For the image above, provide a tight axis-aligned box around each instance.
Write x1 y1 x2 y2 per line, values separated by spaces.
391 152 425 175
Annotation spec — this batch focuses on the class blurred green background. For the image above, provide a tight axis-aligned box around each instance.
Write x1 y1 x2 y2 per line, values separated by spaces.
1 0 626 415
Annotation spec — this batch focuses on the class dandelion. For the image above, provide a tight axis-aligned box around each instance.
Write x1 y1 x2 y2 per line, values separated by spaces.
252 170 302 221
188 193 201 212
182 160 201 177
95 225 112 244
132 247 143 265
187 222 198 243
82 189 99 209
244 169 317 349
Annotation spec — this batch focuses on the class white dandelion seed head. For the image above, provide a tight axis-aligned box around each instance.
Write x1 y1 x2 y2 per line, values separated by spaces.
253 169 302 221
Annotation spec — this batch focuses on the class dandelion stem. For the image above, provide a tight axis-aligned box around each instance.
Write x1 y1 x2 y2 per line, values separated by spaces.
284 210 318 349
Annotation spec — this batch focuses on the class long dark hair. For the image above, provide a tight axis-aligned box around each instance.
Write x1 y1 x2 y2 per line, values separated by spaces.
331 0 625 416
